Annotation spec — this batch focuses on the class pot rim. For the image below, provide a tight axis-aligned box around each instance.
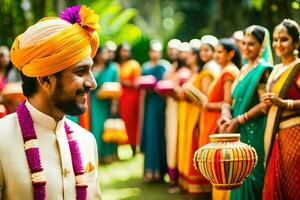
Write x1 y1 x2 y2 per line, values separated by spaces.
209 133 240 142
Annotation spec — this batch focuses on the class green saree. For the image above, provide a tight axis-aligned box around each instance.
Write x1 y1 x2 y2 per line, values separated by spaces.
229 60 272 200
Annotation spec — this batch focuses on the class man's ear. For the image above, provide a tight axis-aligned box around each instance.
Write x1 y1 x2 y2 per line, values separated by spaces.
36 76 55 92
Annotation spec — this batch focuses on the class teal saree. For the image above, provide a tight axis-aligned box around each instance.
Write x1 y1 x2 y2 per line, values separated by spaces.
230 60 272 200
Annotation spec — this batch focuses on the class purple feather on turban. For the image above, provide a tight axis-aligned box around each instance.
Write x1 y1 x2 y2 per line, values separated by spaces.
60 5 82 24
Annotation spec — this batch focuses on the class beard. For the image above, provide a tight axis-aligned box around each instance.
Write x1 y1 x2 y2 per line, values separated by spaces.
52 78 89 116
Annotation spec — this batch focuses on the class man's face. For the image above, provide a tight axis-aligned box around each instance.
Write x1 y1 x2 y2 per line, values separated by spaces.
51 56 96 116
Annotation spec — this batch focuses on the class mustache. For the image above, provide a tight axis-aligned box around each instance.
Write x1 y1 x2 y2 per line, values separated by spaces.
76 86 90 95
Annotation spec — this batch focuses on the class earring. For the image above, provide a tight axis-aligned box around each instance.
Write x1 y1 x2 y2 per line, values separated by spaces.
293 49 299 56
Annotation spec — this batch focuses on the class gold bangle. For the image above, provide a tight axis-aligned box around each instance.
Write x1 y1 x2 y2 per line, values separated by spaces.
284 99 294 110
288 99 294 110
287 100 291 109
283 99 288 109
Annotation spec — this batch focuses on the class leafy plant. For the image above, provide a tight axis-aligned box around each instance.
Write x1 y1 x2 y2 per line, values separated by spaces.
85 0 142 45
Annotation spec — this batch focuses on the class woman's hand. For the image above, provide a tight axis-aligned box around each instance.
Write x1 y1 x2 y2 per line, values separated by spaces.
265 92 286 108
217 116 231 133
224 118 239 133
261 92 273 106
217 115 231 127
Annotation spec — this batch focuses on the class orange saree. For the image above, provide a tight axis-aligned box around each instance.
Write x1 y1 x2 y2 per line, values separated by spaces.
200 64 239 147
200 64 239 200
183 70 215 193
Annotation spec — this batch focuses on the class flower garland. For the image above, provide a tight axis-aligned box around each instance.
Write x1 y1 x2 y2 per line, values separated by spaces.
16 102 87 200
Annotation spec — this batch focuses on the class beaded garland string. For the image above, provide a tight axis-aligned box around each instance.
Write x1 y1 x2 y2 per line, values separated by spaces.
16 102 87 200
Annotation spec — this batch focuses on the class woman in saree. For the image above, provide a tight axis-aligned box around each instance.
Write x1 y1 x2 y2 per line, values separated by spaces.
115 43 141 155
90 47 119 163
198 39 241 200
262 19 300 200
169 43 200 190
181 43 223 195
173 42 195 189
163 41 193 188
200 35 221 75
221 25 273 200
140 41 167 182
178 36 220 191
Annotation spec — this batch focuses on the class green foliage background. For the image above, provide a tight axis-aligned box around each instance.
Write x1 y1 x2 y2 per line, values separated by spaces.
1 0 300 63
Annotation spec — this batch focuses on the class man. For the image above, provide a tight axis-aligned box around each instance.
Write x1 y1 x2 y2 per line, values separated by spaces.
0 5 101 200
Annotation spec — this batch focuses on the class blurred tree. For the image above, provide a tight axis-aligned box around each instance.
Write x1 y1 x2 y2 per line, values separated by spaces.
79 0 142 45
122 0 300 41
261 0 293 31
0 0 60 46
0 0 27 45
1 0 300 51
123 0 184 42
81 0 146 63
31 0 46 21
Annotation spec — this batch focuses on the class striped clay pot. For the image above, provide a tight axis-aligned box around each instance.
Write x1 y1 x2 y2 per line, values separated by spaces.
193 134 258 190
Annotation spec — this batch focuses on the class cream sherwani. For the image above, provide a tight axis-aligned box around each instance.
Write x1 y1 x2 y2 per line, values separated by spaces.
0 101 102 200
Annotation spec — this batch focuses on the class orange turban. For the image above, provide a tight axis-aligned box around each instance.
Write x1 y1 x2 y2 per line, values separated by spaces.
10 5 99 77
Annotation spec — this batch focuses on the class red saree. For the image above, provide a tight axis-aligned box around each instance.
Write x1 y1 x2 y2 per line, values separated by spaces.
119 60 141 145
263 62 300 200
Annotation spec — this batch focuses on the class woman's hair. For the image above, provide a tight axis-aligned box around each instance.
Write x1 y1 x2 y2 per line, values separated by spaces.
191 47 201 71
244 25 266 45
219 38 242 69
176 57 186 71
280 19 300 58
114 42 132 63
